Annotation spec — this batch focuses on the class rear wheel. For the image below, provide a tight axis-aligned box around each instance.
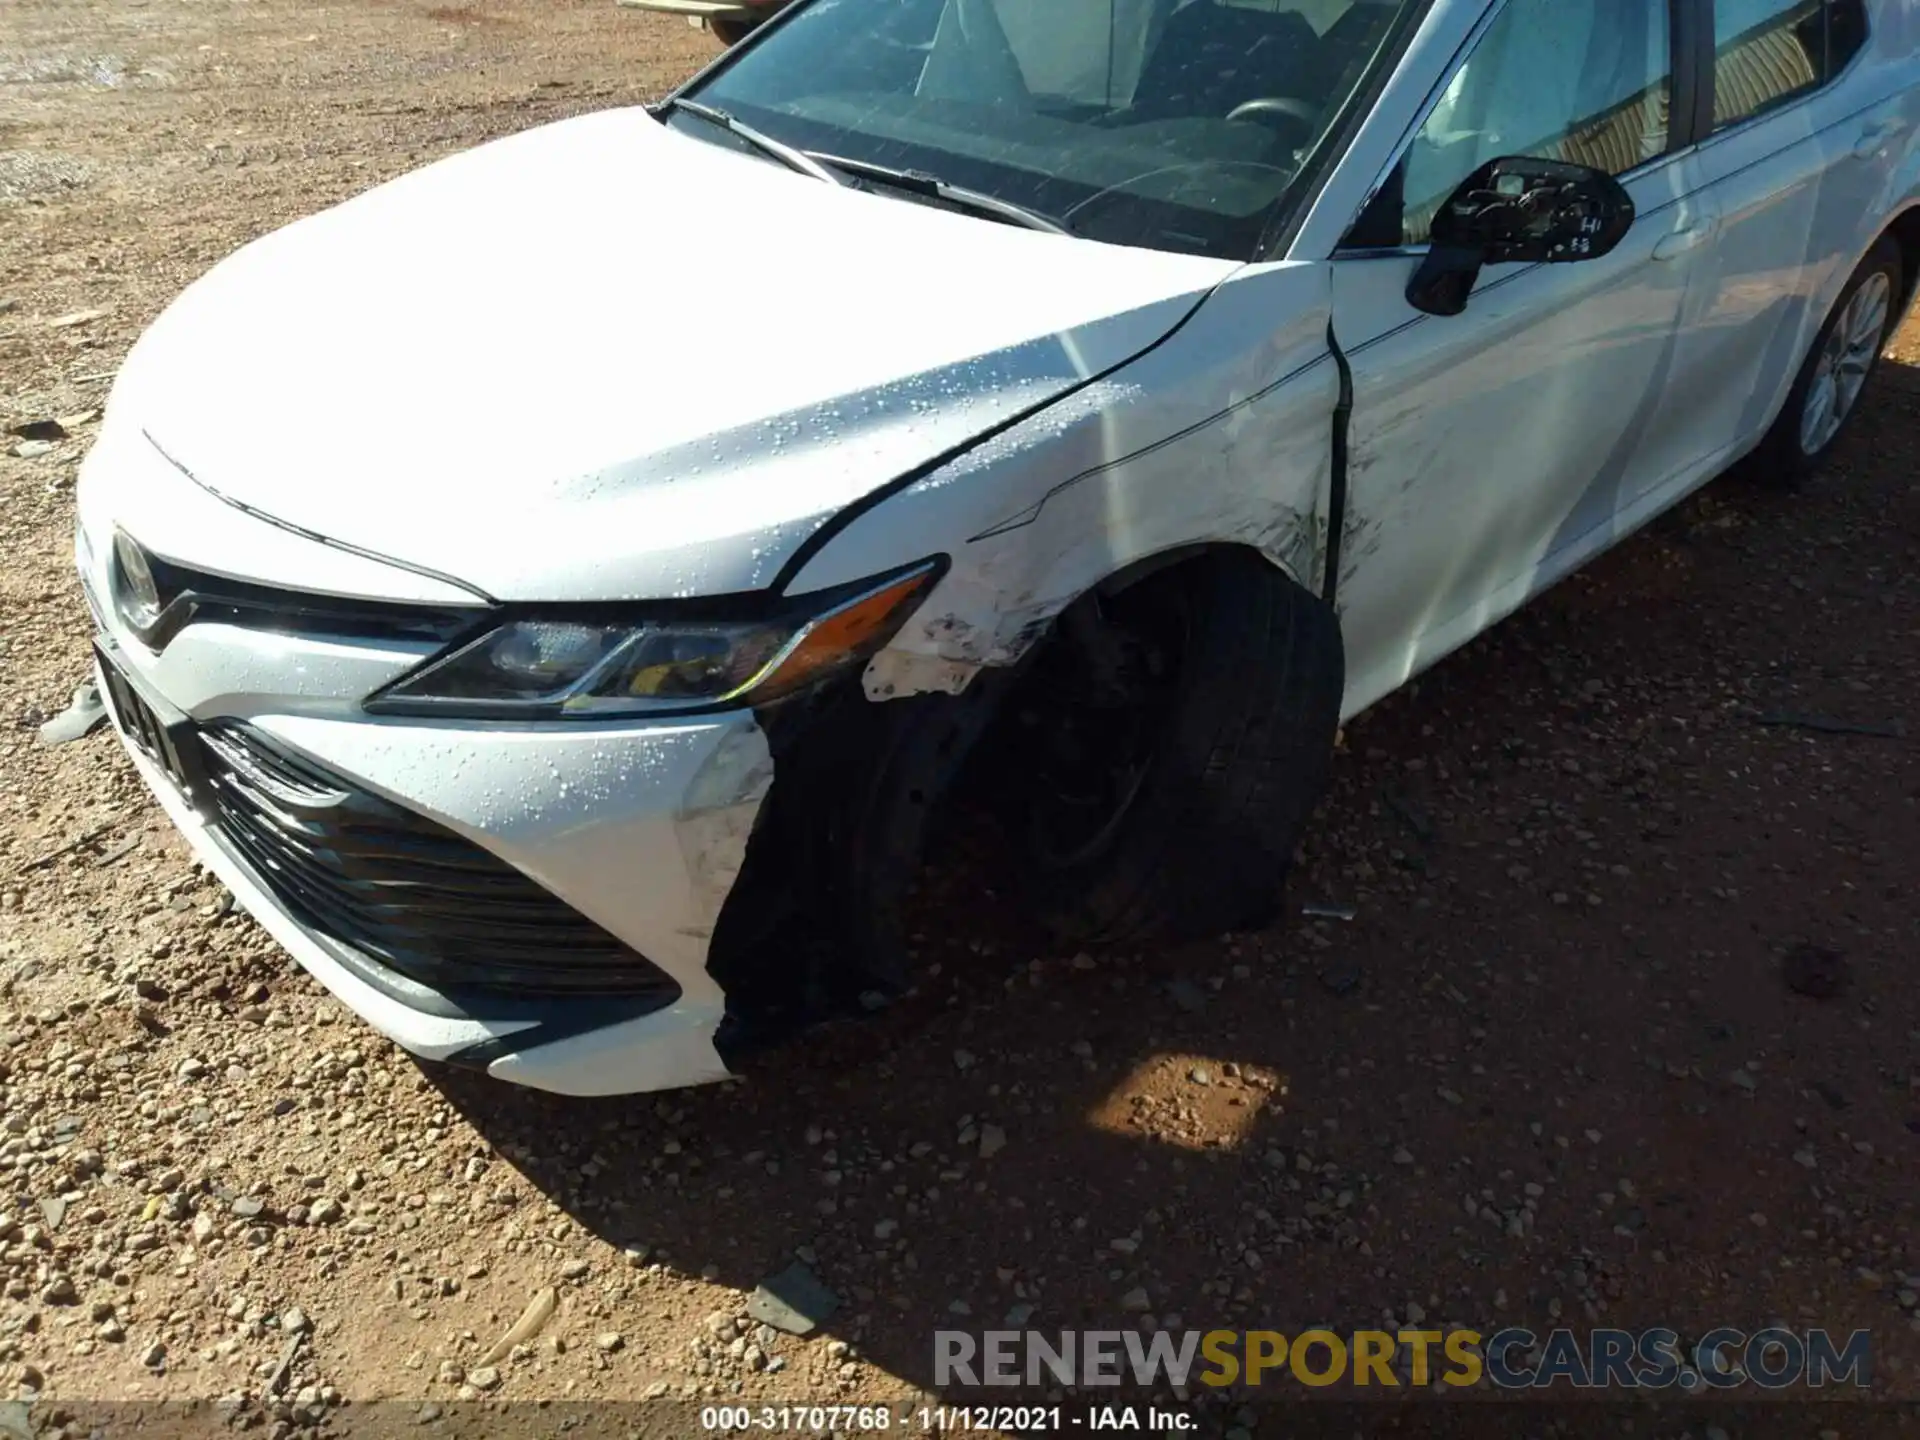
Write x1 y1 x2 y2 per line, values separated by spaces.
997 552 1344 944
1748 236 1901 486
709 16 755 44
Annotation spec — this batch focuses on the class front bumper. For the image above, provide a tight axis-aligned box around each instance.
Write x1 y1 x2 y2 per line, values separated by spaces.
76 440 774 1096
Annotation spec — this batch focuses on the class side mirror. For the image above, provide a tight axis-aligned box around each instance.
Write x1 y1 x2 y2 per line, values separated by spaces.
1406 156 1636 317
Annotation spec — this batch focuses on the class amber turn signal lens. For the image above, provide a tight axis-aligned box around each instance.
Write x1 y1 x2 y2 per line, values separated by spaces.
752 563 941 701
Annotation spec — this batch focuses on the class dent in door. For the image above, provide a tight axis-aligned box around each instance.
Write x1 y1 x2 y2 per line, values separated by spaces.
1331 162 1696 719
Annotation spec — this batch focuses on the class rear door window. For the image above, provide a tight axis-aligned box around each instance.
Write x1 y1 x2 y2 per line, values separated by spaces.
1710 0 1869 131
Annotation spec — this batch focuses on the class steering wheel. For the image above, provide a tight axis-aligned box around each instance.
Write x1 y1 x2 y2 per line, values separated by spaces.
1225 96 1320 142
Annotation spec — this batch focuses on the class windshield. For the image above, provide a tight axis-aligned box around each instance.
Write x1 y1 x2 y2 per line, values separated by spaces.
677 0 1418 259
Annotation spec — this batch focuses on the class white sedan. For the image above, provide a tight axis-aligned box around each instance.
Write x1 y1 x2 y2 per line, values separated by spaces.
75 0 1919 1094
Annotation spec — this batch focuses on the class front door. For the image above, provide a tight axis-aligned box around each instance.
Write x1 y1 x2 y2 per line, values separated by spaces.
1323 0 1710 715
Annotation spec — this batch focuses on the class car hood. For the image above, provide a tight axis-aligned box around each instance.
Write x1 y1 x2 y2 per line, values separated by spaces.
114 106 1238 602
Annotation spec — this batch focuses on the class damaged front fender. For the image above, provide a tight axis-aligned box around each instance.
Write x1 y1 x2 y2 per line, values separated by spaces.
699 263 1344 1056
784 260 1341 701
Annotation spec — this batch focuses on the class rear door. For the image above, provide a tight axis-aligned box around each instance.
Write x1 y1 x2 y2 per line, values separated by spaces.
1651 0 1914 476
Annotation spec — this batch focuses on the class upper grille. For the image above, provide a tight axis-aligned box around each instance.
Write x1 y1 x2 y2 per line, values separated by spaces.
117 544 485 652
197 724 679 1000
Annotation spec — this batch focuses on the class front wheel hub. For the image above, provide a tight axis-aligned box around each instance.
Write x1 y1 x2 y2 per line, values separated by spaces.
1022 596 1186 871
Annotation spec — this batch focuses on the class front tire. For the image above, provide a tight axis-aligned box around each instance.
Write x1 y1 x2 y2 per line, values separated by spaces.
1749 236 1901 486
709 16 755 44
1006 552 1344 944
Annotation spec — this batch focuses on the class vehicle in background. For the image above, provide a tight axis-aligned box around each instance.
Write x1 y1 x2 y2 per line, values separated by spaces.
614 0 788 46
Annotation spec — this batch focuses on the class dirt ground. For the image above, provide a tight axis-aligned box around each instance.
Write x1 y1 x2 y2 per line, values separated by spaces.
3 0 1919 1429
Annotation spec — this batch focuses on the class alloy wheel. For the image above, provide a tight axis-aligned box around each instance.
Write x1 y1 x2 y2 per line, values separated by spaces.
1799 270 1892 457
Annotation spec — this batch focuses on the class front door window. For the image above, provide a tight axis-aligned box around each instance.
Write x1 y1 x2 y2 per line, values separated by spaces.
1350 0 1674 247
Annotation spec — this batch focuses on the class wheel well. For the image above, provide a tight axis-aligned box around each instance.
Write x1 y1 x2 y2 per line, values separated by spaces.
1083 541 1315 609
1884 207 1920 314
959 540 1336 851
705 542 1329 1057
950 541 1345 945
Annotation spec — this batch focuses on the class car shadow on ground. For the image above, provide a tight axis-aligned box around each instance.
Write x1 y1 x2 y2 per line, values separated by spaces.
422 363 1920 1408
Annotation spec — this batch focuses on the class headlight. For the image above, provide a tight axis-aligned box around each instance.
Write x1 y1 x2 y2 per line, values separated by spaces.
364 559 942 719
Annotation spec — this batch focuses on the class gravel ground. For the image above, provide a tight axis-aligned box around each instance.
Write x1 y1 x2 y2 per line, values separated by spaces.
3 0 1919 1428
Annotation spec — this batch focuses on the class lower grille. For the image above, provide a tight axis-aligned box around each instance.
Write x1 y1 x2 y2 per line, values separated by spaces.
197 724 679 1000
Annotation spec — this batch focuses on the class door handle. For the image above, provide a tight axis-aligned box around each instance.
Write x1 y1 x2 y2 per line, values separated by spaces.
1855 116 1904 159
1652 221 1715 262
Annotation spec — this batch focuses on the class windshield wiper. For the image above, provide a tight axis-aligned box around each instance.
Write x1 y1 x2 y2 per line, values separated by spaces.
655 96 847 187
810 153 1071 235
654 104 1069 235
